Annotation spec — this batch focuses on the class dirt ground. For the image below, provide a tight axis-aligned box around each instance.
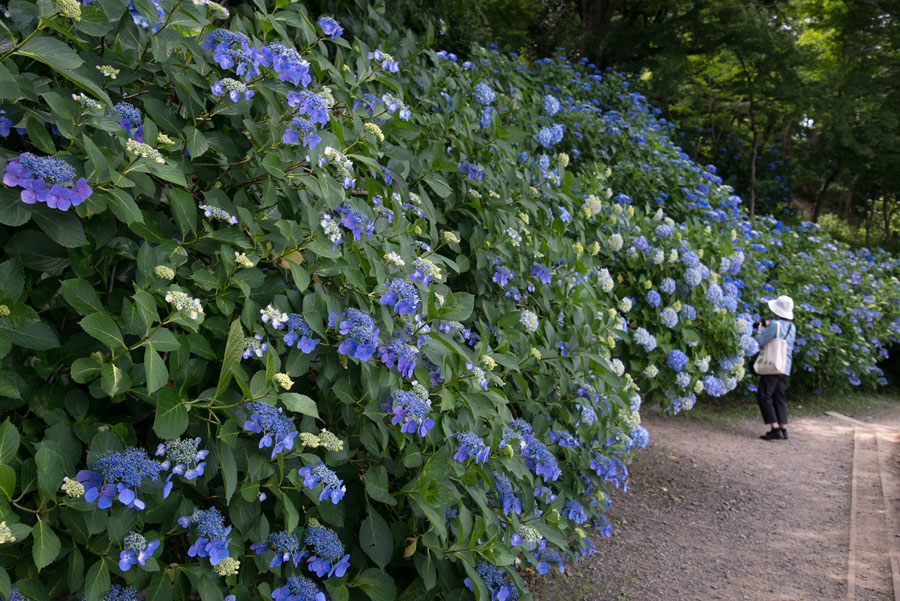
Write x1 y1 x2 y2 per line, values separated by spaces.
529 403 900 601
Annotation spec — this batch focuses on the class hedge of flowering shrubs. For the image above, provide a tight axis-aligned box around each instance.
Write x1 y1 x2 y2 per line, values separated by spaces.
1 2 899 601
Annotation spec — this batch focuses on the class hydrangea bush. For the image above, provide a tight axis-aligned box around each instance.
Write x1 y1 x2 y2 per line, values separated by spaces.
0 2 898 601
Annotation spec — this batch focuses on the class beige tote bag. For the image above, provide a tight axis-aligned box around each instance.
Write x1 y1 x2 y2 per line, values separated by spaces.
753 321 789 375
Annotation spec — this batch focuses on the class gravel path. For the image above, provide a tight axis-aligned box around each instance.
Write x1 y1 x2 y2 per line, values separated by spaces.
530 409 900 601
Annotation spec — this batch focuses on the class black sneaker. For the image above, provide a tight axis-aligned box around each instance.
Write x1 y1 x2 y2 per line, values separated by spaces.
780 428 788 440
760 428 784 441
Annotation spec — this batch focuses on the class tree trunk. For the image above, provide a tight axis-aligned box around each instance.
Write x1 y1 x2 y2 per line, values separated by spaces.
843 175 858 221
579 0 620 62
737 56 758 221
811 167 840 222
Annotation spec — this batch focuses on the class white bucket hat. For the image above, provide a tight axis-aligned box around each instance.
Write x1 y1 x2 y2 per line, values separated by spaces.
767 295 794 320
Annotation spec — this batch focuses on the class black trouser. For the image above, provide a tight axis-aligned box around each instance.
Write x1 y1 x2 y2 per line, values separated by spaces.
757 374 788 425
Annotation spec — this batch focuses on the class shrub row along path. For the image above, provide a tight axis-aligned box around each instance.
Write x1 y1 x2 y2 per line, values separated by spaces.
530 406 900 601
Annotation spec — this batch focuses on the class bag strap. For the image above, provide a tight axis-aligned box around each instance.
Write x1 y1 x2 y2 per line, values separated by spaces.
774 320 781 339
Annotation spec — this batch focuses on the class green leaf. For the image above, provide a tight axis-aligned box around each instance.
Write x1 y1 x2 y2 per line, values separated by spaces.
100 363 131 397
26 116 55 154
0 373 20 400
362 465 395 506
219 441 236 503
35 446 64 500
105 189 144 224
146 570 173 601
440 292 474 321
0 319 59 350
68 547 84 593
360 508 393 569
146 161 188 186
0 464 15 500
0 258 24 300
153 388 188 438
356 568 396 601
70 357 101 383
31 209 87 248
83 559 110 601
167 189 197 236
215 319 244 398
183 126 209 158
279 392 319 418
32 517 61 571
0 190 31 226
424 175 452 198
410 492 448 540
61 279 104 315
0 419 20 464
144 344 168 393
80 312 125 350
17 36 84 71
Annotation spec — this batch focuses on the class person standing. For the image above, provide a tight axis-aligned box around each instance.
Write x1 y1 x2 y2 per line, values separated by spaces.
755 295 796 441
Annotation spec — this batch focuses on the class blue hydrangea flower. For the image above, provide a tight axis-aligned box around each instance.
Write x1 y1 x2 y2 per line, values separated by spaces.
684 267 703 287
383 390 434 437
317 16 343 39
272 575 326 601
3 153 92 210
629 425 649 449
542 94 560 116
465 362 489 390
646 290 661 308
411 258 442 285
493 265 513 287
368 49 399 72
457 161 484 180
547 430 579 448
0 111 11 138
660 277 676 294
282 117 321 149
634 327 657 352
706 283 724 307
211 78 254 102
155 437 208 497
521 437 561 482
179 507 232 565
660 307 679 329
257 43 312 86
666 349 688 372
533 546 564 574
118 531 160 571
302 525 351 577
378 338 418 378
282 313 320 353
286 91 329 125
703 375 726 397
334 203 374 241
3 588 26 601
329 308 380 361
251 531 303 568
563 498 588 524
681 304 697 321
77 448 163 510
101 585 138 601
111 102 143 140
243 401 298 458
473 82 496 105
298 462 346 504
380 279 420 315
464 562 517 601
242 334 267 359
451 432 490 465
492 472 522 516
682 250 700 268
531 263 552 284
